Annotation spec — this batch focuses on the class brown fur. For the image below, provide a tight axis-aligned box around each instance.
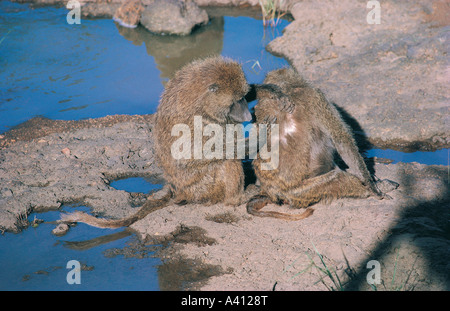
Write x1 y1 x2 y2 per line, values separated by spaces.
60 56 252 228
248 68 388 220
154 56 250 206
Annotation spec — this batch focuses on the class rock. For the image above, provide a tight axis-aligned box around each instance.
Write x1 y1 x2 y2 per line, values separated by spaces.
113 0 144 28
81 3 122 18
52 223 70 236
267 0 449 151
61 147 71 157
194 0 261 7
140 0 209 36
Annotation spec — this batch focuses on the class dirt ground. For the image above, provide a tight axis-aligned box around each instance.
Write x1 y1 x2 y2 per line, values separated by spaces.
1 115 448 290
130 161 449 291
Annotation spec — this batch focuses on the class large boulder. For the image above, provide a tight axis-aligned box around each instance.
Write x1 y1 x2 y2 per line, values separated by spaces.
140 0 209 35
267 0 450 151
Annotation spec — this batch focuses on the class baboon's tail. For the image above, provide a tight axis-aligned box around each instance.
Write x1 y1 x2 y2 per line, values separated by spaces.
246 194 314 221
60 185 172 229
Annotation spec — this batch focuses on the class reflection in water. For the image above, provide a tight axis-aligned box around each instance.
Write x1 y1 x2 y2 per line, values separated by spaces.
116 17 224 83
62 230 133 251
0 1 164 132
0 207 160 290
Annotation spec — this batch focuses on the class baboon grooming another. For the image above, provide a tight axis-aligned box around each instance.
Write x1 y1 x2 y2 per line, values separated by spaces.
60 56 252 228
248 68 392 220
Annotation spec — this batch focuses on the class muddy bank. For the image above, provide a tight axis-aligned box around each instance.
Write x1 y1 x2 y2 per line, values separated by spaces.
0 115 163 233
1 116 448 290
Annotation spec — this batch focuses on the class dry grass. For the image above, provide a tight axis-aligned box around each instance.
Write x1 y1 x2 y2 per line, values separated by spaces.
259 0 286 27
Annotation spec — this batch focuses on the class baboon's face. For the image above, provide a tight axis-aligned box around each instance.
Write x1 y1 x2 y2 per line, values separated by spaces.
203 83 251 124
162 57 252 125
212 86 252 124
202 62 251 124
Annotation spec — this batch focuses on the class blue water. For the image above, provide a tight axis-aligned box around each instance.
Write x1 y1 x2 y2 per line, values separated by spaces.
366 148 449 166
0 1 288 133
0 175 165 291
0 1 163 132
110 177 163 194
0 205 161 291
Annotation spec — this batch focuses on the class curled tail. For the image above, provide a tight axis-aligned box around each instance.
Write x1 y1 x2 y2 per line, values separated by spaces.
60 185 172 229
246 194 314 221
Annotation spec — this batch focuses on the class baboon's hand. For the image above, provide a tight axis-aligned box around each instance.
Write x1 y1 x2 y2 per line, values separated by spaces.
378 192 393 200
376 179 399 193
371 185 393 200
279 96 294 114
374 178 399 200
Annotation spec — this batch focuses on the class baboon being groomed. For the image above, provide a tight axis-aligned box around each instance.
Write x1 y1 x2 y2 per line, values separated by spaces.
248 68 396 220
60 56 253 228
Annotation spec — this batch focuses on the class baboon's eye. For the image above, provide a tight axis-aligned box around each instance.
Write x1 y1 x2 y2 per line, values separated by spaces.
208 83 219 93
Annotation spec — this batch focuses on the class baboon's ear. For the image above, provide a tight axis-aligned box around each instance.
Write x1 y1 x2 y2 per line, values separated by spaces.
208 83 219 93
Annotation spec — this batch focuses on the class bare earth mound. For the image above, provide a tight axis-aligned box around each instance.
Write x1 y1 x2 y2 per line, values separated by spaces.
1 116 448 290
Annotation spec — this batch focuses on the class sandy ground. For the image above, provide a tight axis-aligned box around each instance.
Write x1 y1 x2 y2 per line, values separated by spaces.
1 116 448 290
131 162 449 291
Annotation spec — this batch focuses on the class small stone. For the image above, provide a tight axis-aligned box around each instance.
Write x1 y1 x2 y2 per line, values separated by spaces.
52 223 70 236
61 147 71 157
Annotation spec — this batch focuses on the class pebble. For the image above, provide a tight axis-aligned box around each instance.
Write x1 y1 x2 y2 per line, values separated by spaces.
61 147 71 157
52 223 70 236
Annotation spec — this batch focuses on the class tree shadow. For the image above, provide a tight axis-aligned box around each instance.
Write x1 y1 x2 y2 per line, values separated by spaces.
314 101 449 290
343 165 450 290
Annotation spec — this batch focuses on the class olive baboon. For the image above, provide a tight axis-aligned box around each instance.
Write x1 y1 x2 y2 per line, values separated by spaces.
248 68 395 220
60 56 252 228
